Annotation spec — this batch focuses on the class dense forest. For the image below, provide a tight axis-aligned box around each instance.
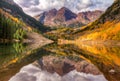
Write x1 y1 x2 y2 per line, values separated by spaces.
0 9 27 41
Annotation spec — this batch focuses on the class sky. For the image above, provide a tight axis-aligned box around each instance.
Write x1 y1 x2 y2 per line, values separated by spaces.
13 0 114 16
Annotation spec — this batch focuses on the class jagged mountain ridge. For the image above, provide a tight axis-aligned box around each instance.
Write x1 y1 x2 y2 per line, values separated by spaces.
34 7 103 27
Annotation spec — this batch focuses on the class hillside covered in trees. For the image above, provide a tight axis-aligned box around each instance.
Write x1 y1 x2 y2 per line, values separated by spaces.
0 9 27 41
73 0 120 41
0 0 50 32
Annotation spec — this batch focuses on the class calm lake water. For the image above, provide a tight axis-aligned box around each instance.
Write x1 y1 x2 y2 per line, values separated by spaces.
0 42 120 81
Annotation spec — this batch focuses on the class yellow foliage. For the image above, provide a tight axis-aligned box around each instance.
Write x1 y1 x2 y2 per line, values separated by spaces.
10 58 18 63
80 21 120 40
11 17 19 23
27 26 32 32
0 9 19 23
58 39 74 45
58 39 120 67
74 41 120 66
0 9 31 31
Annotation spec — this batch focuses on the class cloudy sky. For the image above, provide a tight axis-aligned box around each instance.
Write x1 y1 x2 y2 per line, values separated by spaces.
13 0 114 16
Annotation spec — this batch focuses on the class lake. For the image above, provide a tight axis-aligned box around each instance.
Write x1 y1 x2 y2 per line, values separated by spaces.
0 42 120 81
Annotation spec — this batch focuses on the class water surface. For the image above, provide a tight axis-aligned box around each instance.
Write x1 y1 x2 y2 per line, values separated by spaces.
0 42 120 81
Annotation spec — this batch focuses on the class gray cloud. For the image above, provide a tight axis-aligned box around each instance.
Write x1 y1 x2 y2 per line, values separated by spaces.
13 0 114 16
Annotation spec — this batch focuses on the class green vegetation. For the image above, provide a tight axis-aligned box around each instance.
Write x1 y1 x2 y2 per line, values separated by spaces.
71 0 120 41
0 0 51 33
68 22 85 28
0 9 26 40
0 42 26 68
77 0 120 31
44 27 76 41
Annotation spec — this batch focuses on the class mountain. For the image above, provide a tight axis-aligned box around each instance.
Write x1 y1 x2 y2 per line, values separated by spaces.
74 0 120 41
0 0 50 32
35 7 103 28
35 7 77 27
65 10 103 27
77 10 103 24
0 0 53 44
54 7 77 24
0 8 52 43
35 9 58 26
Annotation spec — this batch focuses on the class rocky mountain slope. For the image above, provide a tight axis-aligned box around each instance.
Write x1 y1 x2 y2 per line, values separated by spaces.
0 8 52 43
0 0 50 32
35 7 103 28
0 0 52 44
74 0 120 41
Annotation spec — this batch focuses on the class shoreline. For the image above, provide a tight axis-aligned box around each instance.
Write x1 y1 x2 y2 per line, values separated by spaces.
58 39 120 47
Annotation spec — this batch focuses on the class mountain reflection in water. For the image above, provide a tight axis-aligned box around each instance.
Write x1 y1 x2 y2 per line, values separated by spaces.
1 41 120 81
0 42 51 81
9 55 107 81
9 64 107 81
